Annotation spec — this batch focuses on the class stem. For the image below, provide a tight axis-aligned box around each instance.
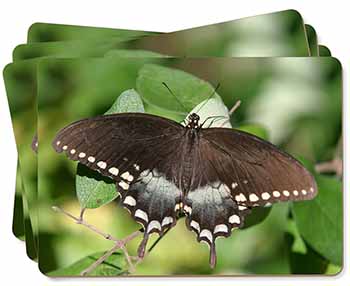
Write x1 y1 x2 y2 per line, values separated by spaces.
52 206 142 274
229 100 241 115
315 134 343 178
218 99 241 127
81 243 121 276
52 206 119 242
315 158 343 178
81 230 142 276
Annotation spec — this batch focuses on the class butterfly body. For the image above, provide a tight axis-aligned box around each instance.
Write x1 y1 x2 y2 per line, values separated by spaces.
53 112 317 268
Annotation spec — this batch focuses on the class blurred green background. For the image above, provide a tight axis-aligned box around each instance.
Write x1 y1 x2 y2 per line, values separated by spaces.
16 9 310 61
32 56 342 276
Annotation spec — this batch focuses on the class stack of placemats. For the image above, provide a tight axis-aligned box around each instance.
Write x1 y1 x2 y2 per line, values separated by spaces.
3 9 342 276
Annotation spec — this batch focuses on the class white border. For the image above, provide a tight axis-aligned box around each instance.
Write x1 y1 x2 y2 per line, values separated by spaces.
0 0 348 285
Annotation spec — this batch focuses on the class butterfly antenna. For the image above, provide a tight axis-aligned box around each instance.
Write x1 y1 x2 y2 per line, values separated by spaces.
195 83 221 115
162 82 190 113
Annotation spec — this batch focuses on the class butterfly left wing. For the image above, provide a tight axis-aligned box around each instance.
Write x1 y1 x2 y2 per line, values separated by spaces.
52 113 186 256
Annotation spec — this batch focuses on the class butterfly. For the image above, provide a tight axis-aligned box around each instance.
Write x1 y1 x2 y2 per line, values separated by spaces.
52 111 317 268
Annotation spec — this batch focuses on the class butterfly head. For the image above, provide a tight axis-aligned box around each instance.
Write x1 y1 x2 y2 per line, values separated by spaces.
187 113 201 130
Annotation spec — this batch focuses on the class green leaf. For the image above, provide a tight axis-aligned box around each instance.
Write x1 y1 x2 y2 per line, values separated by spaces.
137 64 217 121
76 164 117 209
105 89 145 114
105 49 167 58
292 175 342 266
76 89 145 209
286 219 307 254
325 263 342 275
48 252 127 276
243 207 272 228
285 233 329 274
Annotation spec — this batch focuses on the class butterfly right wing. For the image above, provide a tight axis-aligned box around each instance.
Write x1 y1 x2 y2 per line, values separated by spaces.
182 127 317 267
52 113 185 255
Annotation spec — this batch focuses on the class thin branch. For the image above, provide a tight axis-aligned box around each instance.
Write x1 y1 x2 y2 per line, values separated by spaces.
52 206 119 242
315 134 343 178
81 230 141 276
52 206 142 274
81 243 122 276
79 208 86 221
229 100 241 115
315 158 343 178
218 99 241 127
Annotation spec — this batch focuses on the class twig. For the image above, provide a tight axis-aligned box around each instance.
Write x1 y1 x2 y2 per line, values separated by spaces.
81 230 141 276
79 208 86 221
81 243 122 276
52 206 142 274
229 100 241 115
219 99 241 127
315 135 343 178
315 158 343 178
52 206 119 242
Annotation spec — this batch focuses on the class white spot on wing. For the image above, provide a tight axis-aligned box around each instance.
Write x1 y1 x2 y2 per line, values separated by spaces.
123 196 136 206
147 220 161 233
118 181 129 190
108 167 119 176
200 229 213 243
175 203 182 211
70 149 76 154
301 189 307 195
235 193 247 202
88 156 95 163
229 214 240 225
78 152 86 158
62 145 68 150
293 190 299 196
232 182 238 189
249 193 259 202
190 220 200 232
184 205 192 215
97 161 107 169
261 192 271 200
56 141 61 146
162 216 173 227
121 171 130 180
283 190 290 197
135 209 148 222
273 191 281 198
214 224 228 234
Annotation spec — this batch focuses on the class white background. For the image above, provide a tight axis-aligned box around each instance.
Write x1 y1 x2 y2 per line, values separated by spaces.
0 0 348 285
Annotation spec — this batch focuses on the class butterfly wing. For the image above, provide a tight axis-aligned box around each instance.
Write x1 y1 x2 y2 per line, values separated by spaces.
183 127 317 267
200 127 317 205
52 113 186 255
